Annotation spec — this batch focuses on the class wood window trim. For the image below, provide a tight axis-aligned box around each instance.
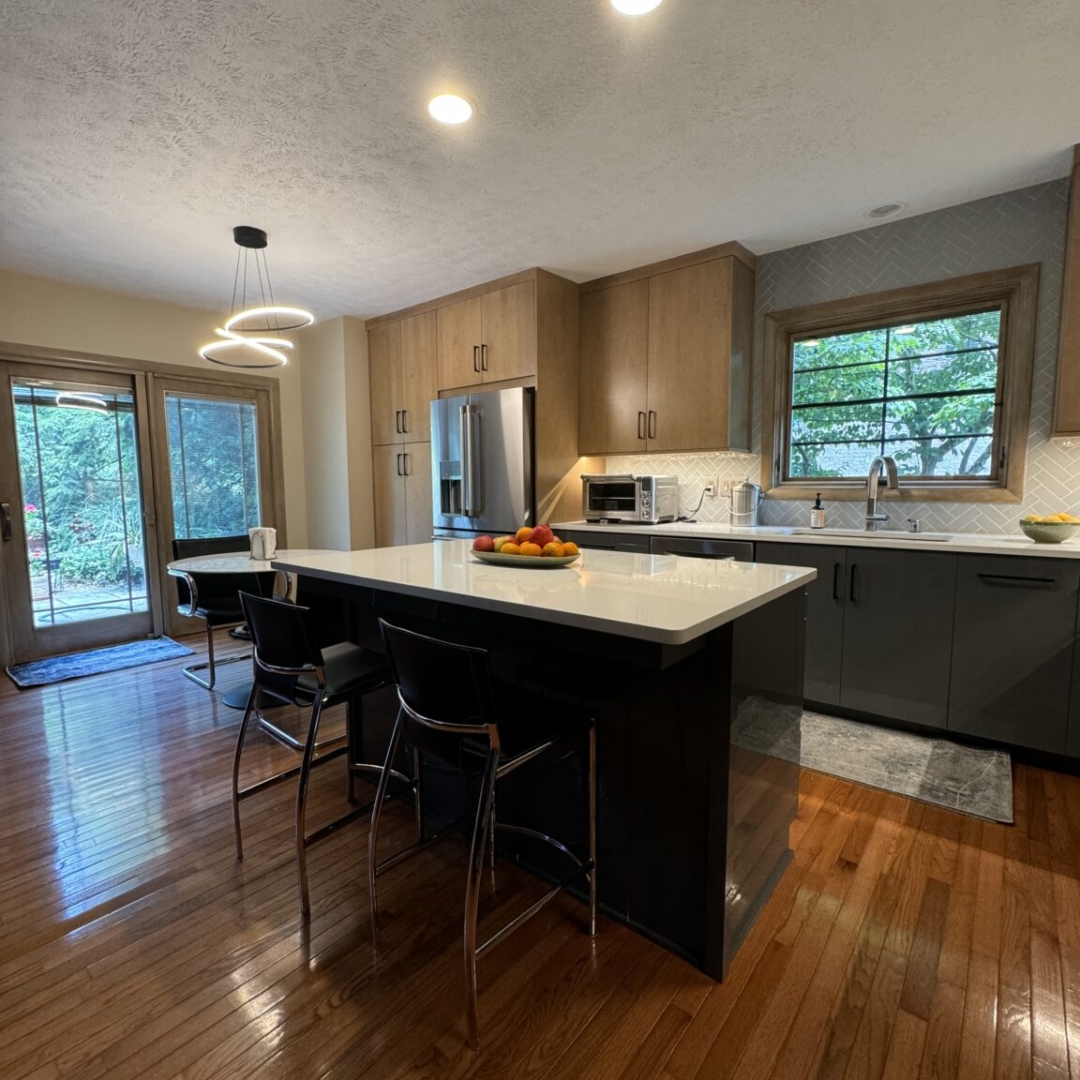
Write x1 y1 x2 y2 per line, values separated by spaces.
760 264 1040 503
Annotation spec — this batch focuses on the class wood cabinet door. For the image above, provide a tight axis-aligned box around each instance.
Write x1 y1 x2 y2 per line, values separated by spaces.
369 322 403 446
403 444 433 544
480 282 536 383
646 259 733 452
840 548 957 729
400 311 437 443
372 445 407 547
949 556 1078 753
579 281 649 455
437 296 482 391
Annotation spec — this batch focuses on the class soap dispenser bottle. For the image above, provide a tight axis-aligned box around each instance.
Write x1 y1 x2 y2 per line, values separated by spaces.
810 493 825 529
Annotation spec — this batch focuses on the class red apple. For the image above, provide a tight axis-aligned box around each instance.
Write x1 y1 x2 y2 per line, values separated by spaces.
472 535 495 552
528 524 554 547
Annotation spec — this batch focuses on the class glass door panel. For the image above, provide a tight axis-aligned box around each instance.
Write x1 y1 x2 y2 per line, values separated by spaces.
164 393 262 538
0 365 156 662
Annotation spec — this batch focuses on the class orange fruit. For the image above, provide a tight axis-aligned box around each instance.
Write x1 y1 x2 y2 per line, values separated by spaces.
541 542 563 557
515 526 533 544
501 542 522 555
561 542 579 557
518 542 543 557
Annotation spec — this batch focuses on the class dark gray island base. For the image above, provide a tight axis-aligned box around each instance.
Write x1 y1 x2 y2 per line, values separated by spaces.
296 568 806 980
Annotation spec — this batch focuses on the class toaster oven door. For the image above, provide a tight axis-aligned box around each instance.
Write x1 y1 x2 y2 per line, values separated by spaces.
585 480 640 521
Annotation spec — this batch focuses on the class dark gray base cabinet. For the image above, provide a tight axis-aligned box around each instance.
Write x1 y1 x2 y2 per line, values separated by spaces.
950 556 1079 754
756 543 957 729
557 528 651 554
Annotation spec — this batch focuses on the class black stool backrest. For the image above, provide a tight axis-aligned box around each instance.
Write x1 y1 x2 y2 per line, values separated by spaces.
378 619 498 770
240 592 324 676
172 535 260 607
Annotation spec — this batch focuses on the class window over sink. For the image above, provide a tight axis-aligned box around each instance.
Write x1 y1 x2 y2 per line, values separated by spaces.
761 264 1040 502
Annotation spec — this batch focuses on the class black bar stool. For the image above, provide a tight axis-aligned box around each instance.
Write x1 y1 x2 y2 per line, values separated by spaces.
233 592 411 917
368 619 598 1049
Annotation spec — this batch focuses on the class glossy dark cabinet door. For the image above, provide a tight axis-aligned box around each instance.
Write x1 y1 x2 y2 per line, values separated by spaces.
950 556 1079 753
840 548 957 728
754 542 846 707
557 528 652 554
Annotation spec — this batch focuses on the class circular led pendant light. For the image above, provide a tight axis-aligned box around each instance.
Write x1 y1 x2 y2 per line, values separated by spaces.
199 226 315 368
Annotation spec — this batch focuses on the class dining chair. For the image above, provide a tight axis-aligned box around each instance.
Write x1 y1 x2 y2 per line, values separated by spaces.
368 619 597 1049
233 592 412 917
171 535 275 690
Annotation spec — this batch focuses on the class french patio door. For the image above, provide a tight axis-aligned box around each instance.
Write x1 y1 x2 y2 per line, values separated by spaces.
0 363 159 662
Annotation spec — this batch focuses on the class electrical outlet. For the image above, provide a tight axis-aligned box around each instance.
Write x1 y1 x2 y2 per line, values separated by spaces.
704 476 720 497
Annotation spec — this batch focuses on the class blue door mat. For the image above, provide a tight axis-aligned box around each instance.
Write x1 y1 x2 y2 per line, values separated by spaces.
6 637 194 688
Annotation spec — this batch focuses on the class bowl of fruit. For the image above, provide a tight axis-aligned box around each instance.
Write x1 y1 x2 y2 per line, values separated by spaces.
1019 513 1080 543
470 525 581 568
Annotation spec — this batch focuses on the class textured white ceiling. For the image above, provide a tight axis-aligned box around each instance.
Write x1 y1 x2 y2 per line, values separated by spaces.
1 0 1078 319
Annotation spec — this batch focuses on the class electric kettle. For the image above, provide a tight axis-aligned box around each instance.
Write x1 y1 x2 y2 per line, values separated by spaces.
729 479 763 528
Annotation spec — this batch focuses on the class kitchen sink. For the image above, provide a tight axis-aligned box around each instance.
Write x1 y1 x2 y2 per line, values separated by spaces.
789 527 953 543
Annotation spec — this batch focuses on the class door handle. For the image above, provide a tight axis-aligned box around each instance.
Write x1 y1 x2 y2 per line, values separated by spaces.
977 572 1057 588
396 453 404 477
473 346 480 373
401 409 408 434
832 562 842 601
637 411 646 440
849 563 859 605
403 452 410 477
394 410 402 434
647 411 657 439
0 502 11 541
481 344 488 371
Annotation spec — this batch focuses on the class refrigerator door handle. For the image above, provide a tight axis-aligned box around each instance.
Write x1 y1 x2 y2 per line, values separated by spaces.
461 404 480 517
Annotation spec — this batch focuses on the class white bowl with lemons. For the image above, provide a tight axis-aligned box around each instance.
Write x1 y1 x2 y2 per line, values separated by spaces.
1019 513 1080 543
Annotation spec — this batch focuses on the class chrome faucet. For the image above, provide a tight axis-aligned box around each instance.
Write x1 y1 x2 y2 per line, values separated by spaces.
865 455 899 531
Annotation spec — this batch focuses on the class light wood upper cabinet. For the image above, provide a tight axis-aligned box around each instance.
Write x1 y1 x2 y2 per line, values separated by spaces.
578 249 754 455
437 297 482 390
369 322 403 446
436 283 536 390
400 311 437 443
480 282 536 383
370 312 436 446
372 442 432 547
579 280 649 455
1053 146 1080 437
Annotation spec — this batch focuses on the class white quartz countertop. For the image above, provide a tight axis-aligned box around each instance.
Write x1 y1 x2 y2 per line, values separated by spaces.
553 520 1080 559
273 541 816 646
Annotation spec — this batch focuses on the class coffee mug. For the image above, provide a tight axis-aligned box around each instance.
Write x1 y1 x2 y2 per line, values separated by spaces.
249 527 277 560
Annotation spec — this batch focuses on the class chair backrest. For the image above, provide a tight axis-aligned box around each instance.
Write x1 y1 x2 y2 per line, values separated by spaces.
378 619 498 769
240 592 324 677
172 535 266 607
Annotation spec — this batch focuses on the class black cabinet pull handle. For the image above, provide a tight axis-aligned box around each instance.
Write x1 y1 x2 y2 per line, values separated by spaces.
481 343 488 371
849 563 859 605
977 572 1057 588
832 562 842 601
473 345 480 373
396 453 403 476
401 409 408 434
403 453 410 477
647 410 657 439
637 411 646 440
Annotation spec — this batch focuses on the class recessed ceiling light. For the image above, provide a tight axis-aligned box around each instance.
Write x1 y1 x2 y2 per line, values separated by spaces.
611 0 664 13
867 202 906 219
428 94 474 125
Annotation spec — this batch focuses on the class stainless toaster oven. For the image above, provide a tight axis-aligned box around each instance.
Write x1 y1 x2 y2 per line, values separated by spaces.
581 474 679 524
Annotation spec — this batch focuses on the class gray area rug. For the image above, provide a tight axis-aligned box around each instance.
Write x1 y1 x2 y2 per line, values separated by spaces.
733 698 1013 823
6 637 194 688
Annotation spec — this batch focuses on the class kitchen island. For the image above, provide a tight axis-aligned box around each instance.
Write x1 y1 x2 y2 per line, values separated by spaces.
274 541 815 978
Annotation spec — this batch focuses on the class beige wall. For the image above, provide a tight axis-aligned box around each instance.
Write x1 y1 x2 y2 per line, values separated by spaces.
0 268 309 545
298 316 374 550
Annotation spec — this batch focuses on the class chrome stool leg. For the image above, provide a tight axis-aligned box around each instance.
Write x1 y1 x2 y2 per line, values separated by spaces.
413 746 425 842
369 707 406 949
295 698 325 918
464 749 499 1050
231 682 260 860
588 721 598 938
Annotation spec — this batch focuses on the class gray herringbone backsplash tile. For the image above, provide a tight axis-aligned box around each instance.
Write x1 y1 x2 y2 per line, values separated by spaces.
605 179 1079 533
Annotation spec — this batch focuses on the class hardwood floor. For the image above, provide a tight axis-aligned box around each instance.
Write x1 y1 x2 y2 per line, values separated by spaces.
1 632 1079 1079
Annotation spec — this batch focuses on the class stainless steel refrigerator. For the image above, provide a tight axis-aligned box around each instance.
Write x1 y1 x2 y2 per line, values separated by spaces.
430 386 535 540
